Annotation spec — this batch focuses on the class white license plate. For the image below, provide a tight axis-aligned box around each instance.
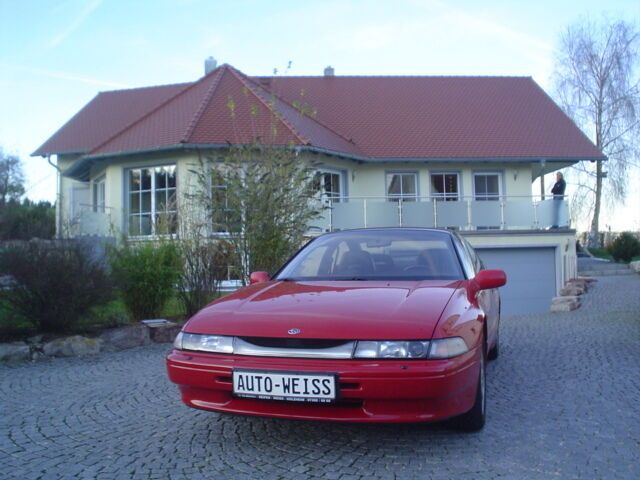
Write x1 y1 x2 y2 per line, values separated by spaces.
232 370 336 403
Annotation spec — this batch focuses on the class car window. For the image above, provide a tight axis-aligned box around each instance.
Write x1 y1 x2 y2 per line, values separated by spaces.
278 230 464 281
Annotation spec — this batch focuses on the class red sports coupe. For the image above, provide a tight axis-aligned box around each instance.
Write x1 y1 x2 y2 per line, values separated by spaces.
167 228 506 430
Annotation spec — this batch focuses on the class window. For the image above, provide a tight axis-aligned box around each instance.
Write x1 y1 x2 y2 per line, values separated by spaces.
314 170 342 201
93 175 105 213
474 173 501 201
386 172 417 201
128 165 177 236
210 170 240 233
430 173 459 201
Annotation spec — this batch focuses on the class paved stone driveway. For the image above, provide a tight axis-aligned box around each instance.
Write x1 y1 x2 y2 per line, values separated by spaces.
1 275 639 480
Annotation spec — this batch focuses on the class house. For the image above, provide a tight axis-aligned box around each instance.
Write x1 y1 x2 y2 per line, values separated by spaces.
33 60 605 315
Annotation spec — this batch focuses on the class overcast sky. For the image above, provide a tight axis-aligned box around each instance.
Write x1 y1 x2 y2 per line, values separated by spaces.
1 0 639 230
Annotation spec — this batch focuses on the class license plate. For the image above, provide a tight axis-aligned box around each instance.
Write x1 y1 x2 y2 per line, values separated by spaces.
232 370 336 403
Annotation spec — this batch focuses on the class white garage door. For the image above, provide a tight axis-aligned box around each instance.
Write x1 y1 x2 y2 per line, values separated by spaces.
476 247 556 316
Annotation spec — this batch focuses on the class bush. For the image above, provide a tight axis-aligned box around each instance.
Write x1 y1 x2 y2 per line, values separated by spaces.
176 239 233 319
109 242 181 320
0 241 114 333
0 199 55 240
607 232 640 263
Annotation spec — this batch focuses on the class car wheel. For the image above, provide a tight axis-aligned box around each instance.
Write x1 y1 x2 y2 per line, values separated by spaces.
488 326 499 361
454 341 486 432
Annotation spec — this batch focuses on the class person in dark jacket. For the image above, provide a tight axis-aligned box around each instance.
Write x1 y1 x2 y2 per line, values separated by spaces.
551 172 566 198
551 172 566 228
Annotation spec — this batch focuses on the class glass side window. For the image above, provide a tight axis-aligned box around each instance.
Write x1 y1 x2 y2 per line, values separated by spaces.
431 173 459 201
474 173 501 201
386 172 417 202
128 165 177 236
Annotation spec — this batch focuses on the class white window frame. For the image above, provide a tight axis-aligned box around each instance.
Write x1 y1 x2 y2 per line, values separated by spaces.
430 172 460 201
316 168 345 202
473 172 502 201
92 175 106 213
385 171 418 202
126 164 177 237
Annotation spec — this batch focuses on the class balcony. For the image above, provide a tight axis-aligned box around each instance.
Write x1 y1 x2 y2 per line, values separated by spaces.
67 204 114 237
309 195 569 233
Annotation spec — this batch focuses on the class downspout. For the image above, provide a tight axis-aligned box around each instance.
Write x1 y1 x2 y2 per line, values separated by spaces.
47 155 63 238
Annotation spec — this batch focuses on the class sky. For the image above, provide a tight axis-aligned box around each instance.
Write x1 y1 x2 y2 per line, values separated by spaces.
1 0 639 231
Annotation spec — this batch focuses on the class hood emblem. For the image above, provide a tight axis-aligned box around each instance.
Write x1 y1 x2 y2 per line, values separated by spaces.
288 328 301 335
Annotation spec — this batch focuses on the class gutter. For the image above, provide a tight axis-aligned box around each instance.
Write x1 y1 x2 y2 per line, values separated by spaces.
57 142 609 181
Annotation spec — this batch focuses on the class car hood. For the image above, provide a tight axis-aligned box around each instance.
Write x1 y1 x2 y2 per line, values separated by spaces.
185 280 462 340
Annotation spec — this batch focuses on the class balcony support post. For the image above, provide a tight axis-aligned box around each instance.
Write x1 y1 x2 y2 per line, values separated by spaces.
533 201 539 229
466 200 472 230
398 198 403 227
363 199 367 228
433 199 438 228
500 200 505 230
329 199 333 232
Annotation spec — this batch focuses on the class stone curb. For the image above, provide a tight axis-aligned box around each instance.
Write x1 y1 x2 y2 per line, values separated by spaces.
0 321 183 363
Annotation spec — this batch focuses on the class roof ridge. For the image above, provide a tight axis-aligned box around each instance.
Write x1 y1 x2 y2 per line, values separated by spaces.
253 77 359 147
90 70 219 154
181 67 225 143
226 66 309 145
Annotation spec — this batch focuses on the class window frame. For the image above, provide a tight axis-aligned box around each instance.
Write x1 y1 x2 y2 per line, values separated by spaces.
315 168 345 202
125 163 177 237
472 171 503 201
92 174 106 213
385 171 419 202
430 172 460 201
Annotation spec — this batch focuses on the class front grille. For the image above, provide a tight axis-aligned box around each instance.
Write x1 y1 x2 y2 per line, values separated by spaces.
238 337 351 349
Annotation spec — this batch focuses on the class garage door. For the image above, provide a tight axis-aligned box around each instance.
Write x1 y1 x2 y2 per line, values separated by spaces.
476 247 556 316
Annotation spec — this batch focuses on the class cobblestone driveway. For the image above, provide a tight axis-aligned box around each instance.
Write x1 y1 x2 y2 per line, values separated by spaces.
1 275 639 480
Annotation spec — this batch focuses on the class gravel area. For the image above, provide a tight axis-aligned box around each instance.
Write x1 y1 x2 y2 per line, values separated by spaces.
1 275 639 479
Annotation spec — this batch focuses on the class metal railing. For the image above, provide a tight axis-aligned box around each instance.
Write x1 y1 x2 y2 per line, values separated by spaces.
309 195 569 233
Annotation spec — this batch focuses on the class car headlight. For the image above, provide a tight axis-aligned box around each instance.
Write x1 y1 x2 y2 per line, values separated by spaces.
428 337 469 359
354 340 430 359
174 332 234 354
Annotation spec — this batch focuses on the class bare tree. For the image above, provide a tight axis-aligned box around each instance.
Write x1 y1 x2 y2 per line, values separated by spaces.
0 148 25 207
553 18 640 246
189 145 321 284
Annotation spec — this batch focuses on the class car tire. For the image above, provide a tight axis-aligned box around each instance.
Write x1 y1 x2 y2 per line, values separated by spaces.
488 326 499 361
454 341 486 432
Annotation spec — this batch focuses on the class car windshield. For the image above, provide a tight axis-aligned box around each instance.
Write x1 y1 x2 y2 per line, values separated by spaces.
277 230 465 281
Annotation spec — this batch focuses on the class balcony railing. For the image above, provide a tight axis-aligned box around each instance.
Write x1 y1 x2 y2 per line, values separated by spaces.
308 195 569 233
68 204 114 237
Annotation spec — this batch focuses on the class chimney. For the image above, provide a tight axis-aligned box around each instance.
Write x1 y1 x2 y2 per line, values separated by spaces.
204 56 218 75
324 65 334 77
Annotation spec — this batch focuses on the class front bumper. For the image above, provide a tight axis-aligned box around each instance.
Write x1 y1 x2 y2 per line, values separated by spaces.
166 347 480 423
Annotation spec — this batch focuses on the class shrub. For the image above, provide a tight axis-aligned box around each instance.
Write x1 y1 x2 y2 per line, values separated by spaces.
0 241 114 333
176 239 233 319
607 232 640 263
109 242 181 320
0 199 55 240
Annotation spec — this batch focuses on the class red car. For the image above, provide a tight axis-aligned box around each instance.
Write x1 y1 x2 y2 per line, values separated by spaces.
167 228 506 430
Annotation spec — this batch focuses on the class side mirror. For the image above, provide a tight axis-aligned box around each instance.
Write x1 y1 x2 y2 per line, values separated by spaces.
475 269 507 290
249 271 271 285
467 269 506 304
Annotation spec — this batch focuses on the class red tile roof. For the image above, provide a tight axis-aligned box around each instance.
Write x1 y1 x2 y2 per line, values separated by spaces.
33 64 604 163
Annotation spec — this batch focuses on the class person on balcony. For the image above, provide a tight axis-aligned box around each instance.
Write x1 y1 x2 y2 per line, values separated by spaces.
551 172 566 228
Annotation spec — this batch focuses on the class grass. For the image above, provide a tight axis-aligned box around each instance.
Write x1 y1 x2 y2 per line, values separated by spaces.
0 288 231 342
586 247 614 261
